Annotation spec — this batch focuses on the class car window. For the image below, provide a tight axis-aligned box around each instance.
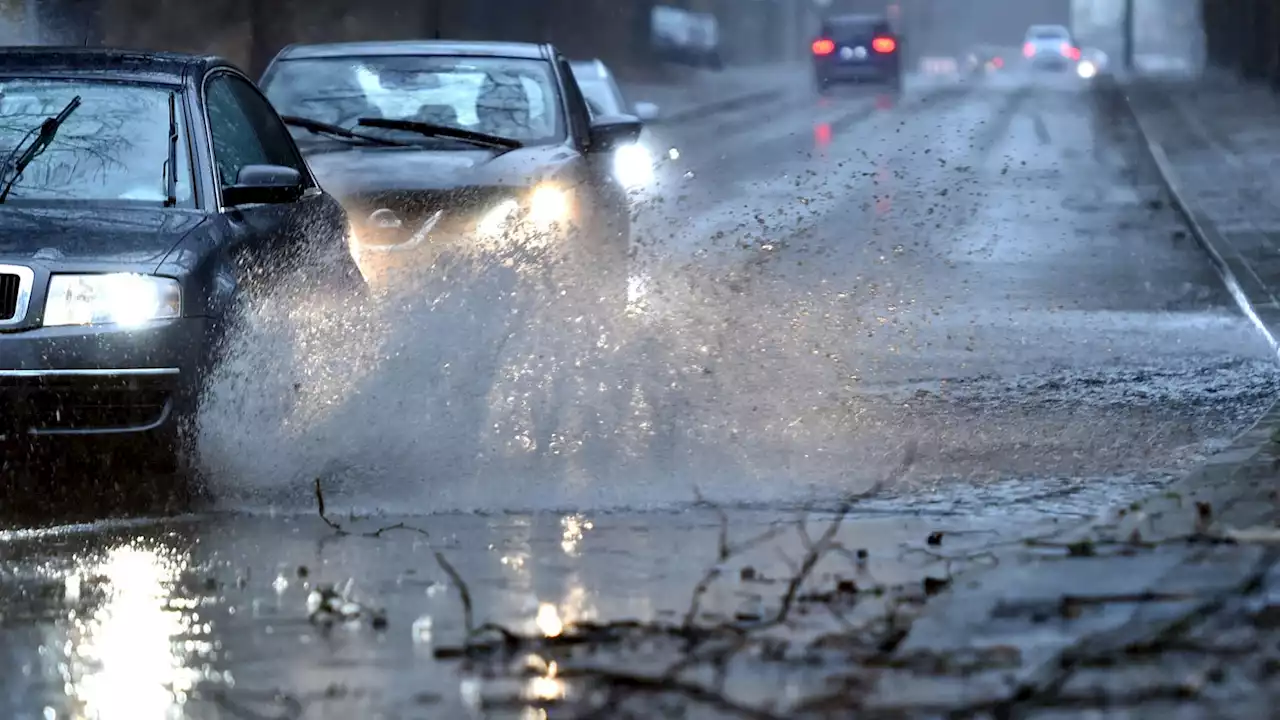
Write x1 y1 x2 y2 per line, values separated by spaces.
205 72 308 190
575 78 625 117
1029 27 1070 40
0 79 194 205
262 55 565 146
822 17 890 39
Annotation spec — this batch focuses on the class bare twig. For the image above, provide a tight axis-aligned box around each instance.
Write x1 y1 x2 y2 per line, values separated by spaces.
434 551 474 633
313 478 429 539
209 689 304 720
951 546 1280 716
683 487 786 631
314 477 347 535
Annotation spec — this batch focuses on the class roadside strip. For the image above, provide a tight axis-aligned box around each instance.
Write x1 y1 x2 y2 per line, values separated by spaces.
858 77 1280 714
1115 78 1280 360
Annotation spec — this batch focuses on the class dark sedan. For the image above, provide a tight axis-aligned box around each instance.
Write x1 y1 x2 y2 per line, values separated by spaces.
257 40 643 289
811 14 903 93
0 48 361 480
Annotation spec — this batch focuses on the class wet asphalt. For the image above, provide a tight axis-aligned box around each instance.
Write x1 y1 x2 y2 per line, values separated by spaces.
2 69 1279 719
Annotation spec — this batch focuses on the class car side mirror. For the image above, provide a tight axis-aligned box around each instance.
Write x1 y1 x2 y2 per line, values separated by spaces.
222 164 304 206
588 114 643 153
633 101 661 122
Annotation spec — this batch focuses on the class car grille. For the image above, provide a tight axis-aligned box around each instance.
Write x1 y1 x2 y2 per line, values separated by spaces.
346 187 517 247
0 271 20 320
0 374 173 434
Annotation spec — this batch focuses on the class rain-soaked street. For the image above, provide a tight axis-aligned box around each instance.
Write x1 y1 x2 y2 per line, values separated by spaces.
3 67 1279 718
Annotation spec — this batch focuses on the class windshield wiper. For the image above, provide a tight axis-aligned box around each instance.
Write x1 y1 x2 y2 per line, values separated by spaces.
356 118 523 151
0 95 82 204
163 91 178 207
280 115 410 147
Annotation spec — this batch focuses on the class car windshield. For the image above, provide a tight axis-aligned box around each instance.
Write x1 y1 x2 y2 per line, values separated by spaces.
261 55 564 146
823 18 889 38
575 77 625 117
0 79 192 205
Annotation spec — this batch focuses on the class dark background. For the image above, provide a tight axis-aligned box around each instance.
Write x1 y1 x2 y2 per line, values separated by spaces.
28 0 1075 80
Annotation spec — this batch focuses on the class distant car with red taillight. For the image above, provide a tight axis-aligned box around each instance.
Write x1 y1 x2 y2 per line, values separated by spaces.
811 14 902 94
962 44 1008 77
1023 24 1080 71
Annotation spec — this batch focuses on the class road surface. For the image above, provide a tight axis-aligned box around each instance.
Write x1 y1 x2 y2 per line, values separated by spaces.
1 69 1277 718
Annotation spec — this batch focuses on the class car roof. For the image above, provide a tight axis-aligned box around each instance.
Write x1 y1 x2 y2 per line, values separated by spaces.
275 40 550 61
824 13 889 26
0 46 223 83
1027 25 1071 35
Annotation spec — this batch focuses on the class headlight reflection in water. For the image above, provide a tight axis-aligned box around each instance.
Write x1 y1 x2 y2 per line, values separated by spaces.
50 543 214 720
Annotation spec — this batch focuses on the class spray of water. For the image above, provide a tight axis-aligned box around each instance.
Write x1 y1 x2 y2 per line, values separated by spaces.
193 206 912 515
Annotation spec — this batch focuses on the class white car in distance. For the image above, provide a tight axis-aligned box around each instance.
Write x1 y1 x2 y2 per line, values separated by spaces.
1022 24 1080 72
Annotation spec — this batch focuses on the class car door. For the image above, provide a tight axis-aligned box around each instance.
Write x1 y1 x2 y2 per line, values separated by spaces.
204 69 348 296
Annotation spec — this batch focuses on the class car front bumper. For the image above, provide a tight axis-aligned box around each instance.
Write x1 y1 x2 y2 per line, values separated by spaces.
0 317 209 440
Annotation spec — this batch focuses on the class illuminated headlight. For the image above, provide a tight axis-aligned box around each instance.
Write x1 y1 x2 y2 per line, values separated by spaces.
528 184 572 227
476 199 520 240
613 143 654 189
43 273 181 328
1077 60 1097 79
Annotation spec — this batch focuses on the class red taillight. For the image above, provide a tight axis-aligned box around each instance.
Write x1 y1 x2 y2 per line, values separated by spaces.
1067 46 1081 61
812 38 835 56
1023 42 1034 58
993 56 1004 68
871 36 897 53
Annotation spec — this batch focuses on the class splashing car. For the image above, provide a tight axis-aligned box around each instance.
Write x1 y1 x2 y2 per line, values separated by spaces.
0 48 361 482
258 41 642 289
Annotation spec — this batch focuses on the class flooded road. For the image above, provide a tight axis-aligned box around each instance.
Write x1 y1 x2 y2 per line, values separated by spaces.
2 70 1278 718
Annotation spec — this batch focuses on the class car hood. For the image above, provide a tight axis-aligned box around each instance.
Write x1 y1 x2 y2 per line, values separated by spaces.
0 206 204 271
304 145 578 197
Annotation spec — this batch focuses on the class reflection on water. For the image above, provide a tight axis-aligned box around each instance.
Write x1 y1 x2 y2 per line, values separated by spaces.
814 121 832 153
535 602 563 637
55 543 207 720
559 513 592 556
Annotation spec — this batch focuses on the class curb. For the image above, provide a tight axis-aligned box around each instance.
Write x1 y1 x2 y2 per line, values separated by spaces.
1108 76 1280 360
860 77 1280 714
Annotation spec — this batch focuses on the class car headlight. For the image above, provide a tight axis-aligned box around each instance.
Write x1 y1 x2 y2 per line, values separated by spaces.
476 199 521 240
528 184 571 227
43 273 181 328
613 143 654 189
